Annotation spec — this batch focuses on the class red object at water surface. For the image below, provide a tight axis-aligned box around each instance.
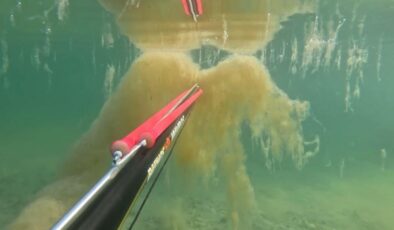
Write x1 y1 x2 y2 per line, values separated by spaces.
181 0 203 16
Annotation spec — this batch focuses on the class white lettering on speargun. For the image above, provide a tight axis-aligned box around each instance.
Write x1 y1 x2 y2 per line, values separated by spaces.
147 115 186 181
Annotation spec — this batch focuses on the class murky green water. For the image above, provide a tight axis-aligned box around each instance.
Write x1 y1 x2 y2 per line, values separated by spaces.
1 0 393 229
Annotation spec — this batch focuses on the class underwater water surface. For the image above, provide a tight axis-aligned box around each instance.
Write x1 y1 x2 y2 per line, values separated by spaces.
0 0 393 229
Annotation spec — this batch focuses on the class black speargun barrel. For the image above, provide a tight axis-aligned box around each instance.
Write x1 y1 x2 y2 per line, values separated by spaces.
52 84 203 230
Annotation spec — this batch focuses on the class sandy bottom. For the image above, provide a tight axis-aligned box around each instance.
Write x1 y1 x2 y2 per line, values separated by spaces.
132 160 394 230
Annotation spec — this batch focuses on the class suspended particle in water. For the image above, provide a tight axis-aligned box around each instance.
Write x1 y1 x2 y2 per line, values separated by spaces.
101 23 114 49
16 0 22 11
323 18 345 69
353 78 361 99
265 159 273 172
0 38 9 76
206 50 215 67
0 38 9 89
335 45 342 71
291 132 314 170
118 0 142 18
302 16 326 75
222 14 229 46
346 43 355 77
258 136 272 171
43 22 52 36
376 36 383 82
259 48 267 66
323 17 335 68
345 39 368 107
344 80 353 112
57 0 69 21
269 45 275 66
352 44 368 68
42 30 52 58
104 64 116 98
357 15 366 37
277 41 286 64
303 135 320 160
290 37 298 74
9 10 16 27
131 0 142 8
31 47 41 70
198 47 202 66
43 63 53 88
124 41 136 67
264 13 271 42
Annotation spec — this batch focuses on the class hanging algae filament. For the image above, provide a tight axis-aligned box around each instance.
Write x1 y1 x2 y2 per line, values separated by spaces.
10 1 316 229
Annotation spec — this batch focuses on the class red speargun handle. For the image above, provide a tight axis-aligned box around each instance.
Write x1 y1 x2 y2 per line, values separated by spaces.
110 84 202 159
